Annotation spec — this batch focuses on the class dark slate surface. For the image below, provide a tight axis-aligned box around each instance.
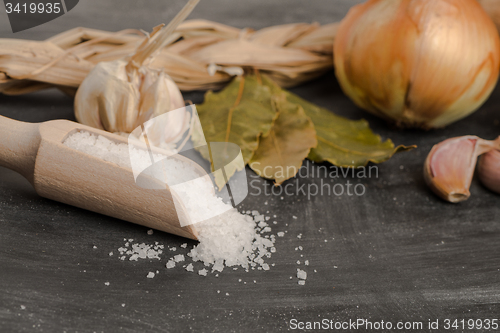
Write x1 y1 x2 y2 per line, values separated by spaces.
1 1 500 332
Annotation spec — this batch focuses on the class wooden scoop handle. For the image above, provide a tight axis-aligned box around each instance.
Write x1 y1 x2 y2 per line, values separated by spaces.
0 115 199 239
0 115 41 185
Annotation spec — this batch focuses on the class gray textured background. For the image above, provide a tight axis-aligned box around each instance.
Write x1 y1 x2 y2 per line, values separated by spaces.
0 0 364 38
1 1 500 332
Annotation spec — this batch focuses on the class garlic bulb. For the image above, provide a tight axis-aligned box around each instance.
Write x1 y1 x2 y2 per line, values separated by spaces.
424 136 500 202
478 148 500 194
75 60 184 131
334 0 500 129
75 0 198 149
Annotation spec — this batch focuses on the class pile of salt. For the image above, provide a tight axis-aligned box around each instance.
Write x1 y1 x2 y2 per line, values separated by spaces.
64 131 275 272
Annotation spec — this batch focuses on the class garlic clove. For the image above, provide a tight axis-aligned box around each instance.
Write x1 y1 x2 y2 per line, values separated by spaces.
141 105 191 151
424 136 500 203
164 72 185 112
75 60 142 134
74 0 198 149
478 148 500 194
75 62 189 147
138 70 172 123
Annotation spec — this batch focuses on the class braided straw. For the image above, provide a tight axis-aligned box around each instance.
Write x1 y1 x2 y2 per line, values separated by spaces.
1 1 499 95
0 19 338 95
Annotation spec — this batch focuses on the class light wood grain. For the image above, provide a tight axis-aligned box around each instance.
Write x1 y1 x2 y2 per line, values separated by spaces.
0 115 199 239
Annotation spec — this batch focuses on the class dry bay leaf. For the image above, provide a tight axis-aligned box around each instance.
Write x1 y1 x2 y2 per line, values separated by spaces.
194 75 278 189
195 74 414 188
257 75 413 167
283 89 415 166
249 92 317 184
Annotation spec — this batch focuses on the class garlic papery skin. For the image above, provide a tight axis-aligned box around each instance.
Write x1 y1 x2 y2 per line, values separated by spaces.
74 0 198 149
478 149 500 194
424 136 500 202
334 0 500 129
74 60 186 142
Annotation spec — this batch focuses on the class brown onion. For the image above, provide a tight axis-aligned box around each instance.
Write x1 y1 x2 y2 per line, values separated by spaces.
334 0 500 129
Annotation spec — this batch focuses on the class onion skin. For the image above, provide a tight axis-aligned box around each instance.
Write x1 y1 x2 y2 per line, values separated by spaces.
479 0 500 32
478 149 500 194
334 0 500 129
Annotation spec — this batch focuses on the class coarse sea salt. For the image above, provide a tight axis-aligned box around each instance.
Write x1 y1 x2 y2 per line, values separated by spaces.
117 241 163 261
65 131 276 273
173 254 185 262
297 269 307 280
166 260 175 269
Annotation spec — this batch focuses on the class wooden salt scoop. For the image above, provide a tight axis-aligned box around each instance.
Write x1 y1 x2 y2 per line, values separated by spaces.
0 115 203 240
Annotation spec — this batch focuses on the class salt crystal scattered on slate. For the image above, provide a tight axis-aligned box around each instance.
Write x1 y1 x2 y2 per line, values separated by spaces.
66 132 277 274
173 254 185 262
297 269 307 280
